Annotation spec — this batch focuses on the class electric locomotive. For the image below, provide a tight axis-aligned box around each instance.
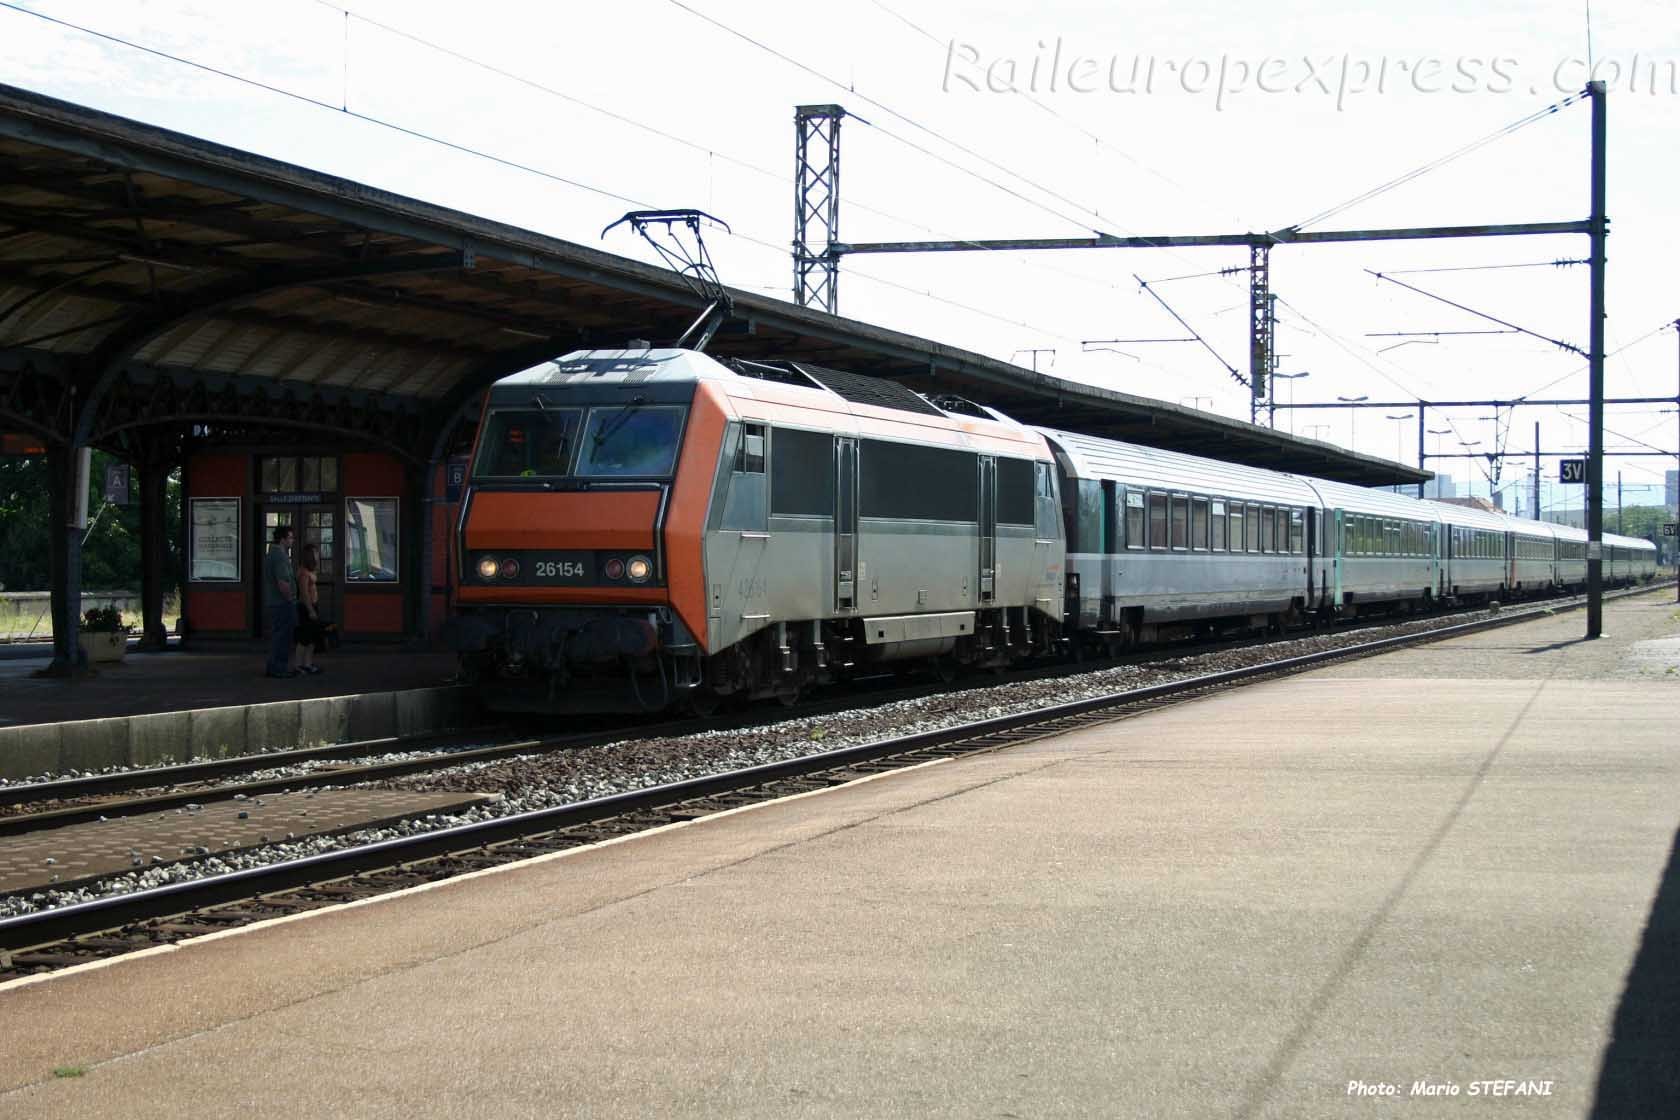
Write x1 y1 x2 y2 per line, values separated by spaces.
447 348 1065 713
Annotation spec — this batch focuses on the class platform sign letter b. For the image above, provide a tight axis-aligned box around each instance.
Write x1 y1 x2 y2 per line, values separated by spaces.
1559 458 1586 484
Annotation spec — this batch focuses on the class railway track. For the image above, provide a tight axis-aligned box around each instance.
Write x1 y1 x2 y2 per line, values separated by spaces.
1 579 1665 982
0 581 1606 823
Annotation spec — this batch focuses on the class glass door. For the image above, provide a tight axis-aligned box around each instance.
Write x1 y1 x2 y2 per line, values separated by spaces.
299 506 337 625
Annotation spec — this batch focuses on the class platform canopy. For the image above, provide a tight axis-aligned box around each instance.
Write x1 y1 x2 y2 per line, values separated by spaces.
0 81 1424 484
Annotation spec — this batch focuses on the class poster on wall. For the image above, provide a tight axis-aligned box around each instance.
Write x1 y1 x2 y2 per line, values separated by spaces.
345 497 399 582
190 497 241 582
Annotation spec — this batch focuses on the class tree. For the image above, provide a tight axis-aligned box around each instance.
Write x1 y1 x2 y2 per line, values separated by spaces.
0 453 180 593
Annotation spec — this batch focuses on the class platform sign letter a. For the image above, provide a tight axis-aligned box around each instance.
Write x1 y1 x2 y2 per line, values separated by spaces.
1559 458 1586 484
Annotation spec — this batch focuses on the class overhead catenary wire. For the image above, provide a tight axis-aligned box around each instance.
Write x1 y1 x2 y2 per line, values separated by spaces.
0 0 1106 355
862 0 1255 233
661 0 1124 239
1289 91 1585 231
305 0 1126 296
0 1 655 210
1378 259 1590 275
1365 270 1586 356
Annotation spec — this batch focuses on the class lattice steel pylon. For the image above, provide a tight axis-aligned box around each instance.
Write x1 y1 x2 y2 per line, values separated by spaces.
793 104 845 313
1248 242 1274 424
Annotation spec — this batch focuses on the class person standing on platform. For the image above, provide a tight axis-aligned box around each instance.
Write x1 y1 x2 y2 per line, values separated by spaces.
264 523 298 678
293 543 324 675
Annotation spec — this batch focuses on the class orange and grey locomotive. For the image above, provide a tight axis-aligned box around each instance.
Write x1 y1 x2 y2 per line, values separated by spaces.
447 348 1066 712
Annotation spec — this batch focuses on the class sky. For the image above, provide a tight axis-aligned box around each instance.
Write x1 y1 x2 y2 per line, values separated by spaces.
2 0 1677 514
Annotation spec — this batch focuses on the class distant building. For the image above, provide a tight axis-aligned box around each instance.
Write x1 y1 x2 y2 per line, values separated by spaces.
1667 468 1678 514
1425 475 1458 499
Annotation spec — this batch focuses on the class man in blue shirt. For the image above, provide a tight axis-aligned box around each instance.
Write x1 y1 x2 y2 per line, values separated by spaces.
263 523 297 678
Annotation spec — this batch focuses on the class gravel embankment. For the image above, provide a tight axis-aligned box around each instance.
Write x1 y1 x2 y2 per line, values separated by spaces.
0 596 1590 919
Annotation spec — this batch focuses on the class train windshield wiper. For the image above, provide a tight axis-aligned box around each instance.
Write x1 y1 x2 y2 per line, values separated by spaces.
590 395 647 455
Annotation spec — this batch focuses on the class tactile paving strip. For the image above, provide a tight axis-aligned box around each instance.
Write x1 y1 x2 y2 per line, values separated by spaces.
0 788 491 895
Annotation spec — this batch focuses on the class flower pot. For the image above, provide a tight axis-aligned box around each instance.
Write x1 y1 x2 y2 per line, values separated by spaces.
78 631 128 664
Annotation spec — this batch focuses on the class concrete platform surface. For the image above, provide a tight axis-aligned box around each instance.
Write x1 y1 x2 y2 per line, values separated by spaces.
0 646 475 781
0 592 1675 1118
0 645 462 729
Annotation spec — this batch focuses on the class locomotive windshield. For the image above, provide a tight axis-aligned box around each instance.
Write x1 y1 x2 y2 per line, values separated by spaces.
575 405 684 477
473 408 582 478
473 404 685 479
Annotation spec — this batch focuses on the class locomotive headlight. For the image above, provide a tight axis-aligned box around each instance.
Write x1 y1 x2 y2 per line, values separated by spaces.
499 557 521 580
626 555 652 583
476 555 499 581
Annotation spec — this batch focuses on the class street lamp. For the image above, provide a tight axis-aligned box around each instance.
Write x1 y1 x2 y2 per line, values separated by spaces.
1385 412 1414 464
1337 394 1369 447
1459 439 1481 502
1273 372 1309 433
1427 428 1452 496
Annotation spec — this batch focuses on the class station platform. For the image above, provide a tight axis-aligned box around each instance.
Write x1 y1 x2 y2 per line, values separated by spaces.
0 644 471 781
0 591 1675 1117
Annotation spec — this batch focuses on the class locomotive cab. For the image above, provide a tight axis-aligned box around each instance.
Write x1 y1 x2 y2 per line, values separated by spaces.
447 350 719 712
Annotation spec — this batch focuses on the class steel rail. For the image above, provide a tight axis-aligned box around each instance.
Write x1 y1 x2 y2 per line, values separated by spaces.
1 581 1665 956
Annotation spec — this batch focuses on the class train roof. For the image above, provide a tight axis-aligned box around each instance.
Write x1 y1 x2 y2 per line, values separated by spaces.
1292 477 1445 521
1041 428 1321 506
497 347 1048 450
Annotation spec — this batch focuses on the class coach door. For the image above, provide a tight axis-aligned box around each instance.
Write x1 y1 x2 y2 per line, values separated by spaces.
834 436 858 611
1332 508 1344 606
1304 507 1317 605
977 455 997 604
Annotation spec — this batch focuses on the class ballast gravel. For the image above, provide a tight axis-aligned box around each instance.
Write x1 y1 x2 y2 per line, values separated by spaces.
0 596 1589 919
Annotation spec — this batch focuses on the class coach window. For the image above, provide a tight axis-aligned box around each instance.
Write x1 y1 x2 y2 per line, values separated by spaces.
1259 505 1275 553
1191 497 1210 550
1228 503 1244 553
1171 495 1189 550
1126 491 1146 549
1210 500 1227 550
1245 502 1261 552
1275 508 1289 553
1148 492 1168 549
1290 508 1305 554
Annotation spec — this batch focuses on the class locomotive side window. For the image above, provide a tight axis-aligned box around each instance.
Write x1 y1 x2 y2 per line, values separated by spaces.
1076 480 1104 552
737 423 766 474
1034 462 1059 539
1125 491 1146 549
996 459 1034 526
861 439 978 522
1191 498 1209 550
473 408 582 478
1170 495 1189 550
1210 501 1227 551
719 422 768 531
1148 493 1168 549
576 405 686 478
770 427 835 516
